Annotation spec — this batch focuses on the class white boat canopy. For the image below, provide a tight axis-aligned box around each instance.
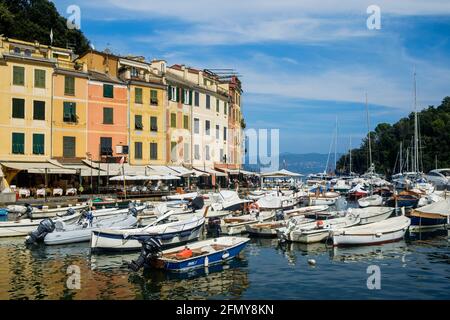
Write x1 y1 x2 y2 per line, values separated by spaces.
260 169 303 178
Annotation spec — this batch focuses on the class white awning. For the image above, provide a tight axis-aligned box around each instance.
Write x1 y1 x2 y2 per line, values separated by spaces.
62 163 109 177
1 161 77 174
147 165 181 176
194 167 227 177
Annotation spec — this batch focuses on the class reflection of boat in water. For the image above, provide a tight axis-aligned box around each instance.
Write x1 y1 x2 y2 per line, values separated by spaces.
127 257 250 299
330 240 410 262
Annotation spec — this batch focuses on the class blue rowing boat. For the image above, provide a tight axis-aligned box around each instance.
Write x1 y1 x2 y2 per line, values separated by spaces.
129 236 250 272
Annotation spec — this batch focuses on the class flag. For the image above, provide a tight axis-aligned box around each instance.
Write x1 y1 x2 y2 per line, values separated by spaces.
50 29 53 45
119 156 125 165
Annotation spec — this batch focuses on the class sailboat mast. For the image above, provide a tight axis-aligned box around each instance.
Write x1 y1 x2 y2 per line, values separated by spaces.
413 68 419 174
349 136 352 174
399 141 403 174
334 116 338 174
365 93 372 169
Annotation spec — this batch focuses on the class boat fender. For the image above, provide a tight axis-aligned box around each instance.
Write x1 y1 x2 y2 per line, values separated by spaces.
316 220 324 229
25 218 56 245
204 256 209 267
375 232 382 238
308 259 316 266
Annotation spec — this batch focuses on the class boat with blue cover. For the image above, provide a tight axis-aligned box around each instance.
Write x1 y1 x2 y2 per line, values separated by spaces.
129 236 250 272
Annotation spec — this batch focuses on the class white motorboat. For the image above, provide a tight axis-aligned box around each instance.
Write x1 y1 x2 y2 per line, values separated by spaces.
7 203 89 219
220 211 275 235
331 215 411 246
308 192 340 206
349 206 394 225
256 193 299 211
208 190 253 212
245 216 314 237
163 192 199 201
25 209 139 246
358 195 383 207
90 211 205 252
278 213 360 243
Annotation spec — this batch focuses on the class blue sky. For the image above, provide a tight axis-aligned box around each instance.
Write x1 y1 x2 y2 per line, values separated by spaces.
54 0 450 154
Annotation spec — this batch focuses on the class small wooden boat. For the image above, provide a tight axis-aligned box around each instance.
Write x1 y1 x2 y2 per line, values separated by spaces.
358 195 383 207
130 236 250 272
245 216 314 237
386 192 419 208
349 206 394 225
220 211 275 235
408 198 450 232
278 214 360 243
331 215 411 246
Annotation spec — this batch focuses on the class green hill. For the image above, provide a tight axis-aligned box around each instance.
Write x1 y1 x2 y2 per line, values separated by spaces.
0 0 90 54
338 96 450 176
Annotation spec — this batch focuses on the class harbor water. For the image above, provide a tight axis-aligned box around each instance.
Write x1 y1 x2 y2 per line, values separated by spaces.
0 226 449 299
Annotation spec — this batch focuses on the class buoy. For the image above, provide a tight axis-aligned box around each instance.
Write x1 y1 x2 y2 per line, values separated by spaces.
204 256 209 267
308 259 316 266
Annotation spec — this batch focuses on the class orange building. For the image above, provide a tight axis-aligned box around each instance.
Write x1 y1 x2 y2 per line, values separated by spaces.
78 51 128 162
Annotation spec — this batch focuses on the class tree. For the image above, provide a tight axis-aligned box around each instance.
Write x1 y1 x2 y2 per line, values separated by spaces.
0 0 90 55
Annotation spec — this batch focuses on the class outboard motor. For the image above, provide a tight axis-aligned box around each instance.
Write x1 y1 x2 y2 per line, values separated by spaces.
188 196 204 212
19 204 33 219
335 197 348 212
129 206 138 217
128 237 162 272
78 209 94 228
275 209 284 221
60 207 76 217
25 218 55 245
207 217 222 237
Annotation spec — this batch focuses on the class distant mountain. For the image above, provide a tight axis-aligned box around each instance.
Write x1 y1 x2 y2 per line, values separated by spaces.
243 152 344 175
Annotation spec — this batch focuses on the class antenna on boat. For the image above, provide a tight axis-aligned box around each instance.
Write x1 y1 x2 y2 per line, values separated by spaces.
365 92 373 172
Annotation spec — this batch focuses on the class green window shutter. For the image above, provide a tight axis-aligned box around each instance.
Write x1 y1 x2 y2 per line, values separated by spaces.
103 107 113 124
183 115 189 129
206 95 210 109
32 133 45 155
181 88 185 104
194 91 199 106
33 101 45 120
216 99 220 112
189 90 193 105
150 90 158 105
34 69 46 88
103 84 114 98
63 136 76 158
150 116 158 132
12 98 25 119
13 66 25 86
135 115 143 130
224 102 227 115
134 142 142 159
168 85 172 101
150 143 158 160
135 88 143 104
64 76 75 95
12 133 25 154
171 113 177 128
100 137 113 155
175 87 180 102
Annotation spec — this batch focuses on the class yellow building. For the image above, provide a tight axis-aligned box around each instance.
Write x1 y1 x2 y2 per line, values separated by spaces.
117 57 167 166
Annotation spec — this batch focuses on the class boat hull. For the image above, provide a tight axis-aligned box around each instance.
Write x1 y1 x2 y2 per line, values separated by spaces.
408 216 448 232
90 224 204 252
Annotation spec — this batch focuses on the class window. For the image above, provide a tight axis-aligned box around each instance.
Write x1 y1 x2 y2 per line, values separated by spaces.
33 101 45 120
206 95 211 109
63 102 77 122
182 89 192 105
220 149 224 162
224 127 227 141
183 115 189 130
135 115 143 130
194 91 199 106
184 143 190 162
170 113 176 128
13 66 25 86
216 125 220 140
150 116 158 132
12 98 25 119
194 144 200 160
150 90 158 105
205 120 210 135
131 67 138 78
103 107 113 124
34 69 46 88
205 145 210 161
150 143 158 160
135 88 143 104
134 142 142 159
33 134 45 155
100 137 113 156
224 102 227 115
103 84 114 98
12 133 24 154
216 99 220 113
194 118 200 134
64 76 75 95
171 141 177 160
168 85 178 102
24 49 32 57
63 136 76 158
